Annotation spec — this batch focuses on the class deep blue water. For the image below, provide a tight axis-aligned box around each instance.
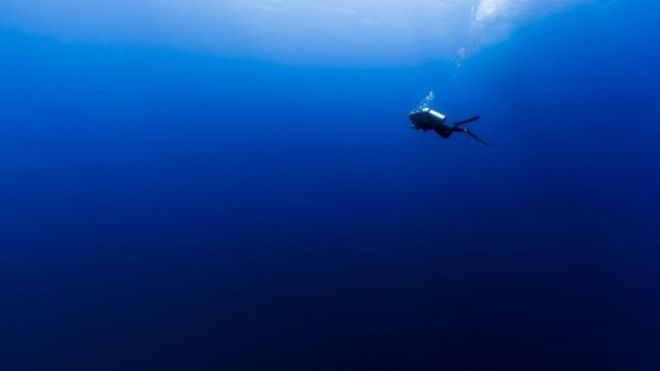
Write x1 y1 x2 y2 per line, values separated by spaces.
2 1 660 370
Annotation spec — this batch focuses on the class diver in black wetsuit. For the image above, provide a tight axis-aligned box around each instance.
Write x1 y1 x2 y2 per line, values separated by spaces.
408 102 488 145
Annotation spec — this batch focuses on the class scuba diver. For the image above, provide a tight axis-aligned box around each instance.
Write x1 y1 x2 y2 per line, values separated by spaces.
408 92 488 145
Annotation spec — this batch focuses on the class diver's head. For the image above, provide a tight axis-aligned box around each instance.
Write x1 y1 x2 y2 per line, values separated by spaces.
408 107 430 129
410 107 447 130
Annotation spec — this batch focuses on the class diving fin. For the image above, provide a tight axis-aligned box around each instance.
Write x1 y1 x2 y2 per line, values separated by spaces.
452 115 481 127
465 129 488 146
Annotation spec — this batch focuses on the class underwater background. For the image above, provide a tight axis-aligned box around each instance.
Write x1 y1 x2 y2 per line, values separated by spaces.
1 0 659 370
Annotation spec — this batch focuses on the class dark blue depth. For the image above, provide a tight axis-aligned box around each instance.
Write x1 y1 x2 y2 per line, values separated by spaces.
1 1 659 370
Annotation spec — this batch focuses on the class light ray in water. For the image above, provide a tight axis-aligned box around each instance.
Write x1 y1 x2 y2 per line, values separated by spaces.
0 0 594 64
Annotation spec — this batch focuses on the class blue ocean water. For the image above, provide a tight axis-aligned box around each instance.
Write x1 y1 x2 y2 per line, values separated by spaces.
1 1 659 370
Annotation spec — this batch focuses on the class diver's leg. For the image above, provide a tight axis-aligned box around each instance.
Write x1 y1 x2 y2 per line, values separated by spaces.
434 129 451 138
451 127 468 134
451 126 488 145
433 125 453 138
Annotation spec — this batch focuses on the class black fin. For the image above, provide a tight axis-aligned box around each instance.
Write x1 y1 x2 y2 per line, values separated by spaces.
452 115 481 127
465 130 488 145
